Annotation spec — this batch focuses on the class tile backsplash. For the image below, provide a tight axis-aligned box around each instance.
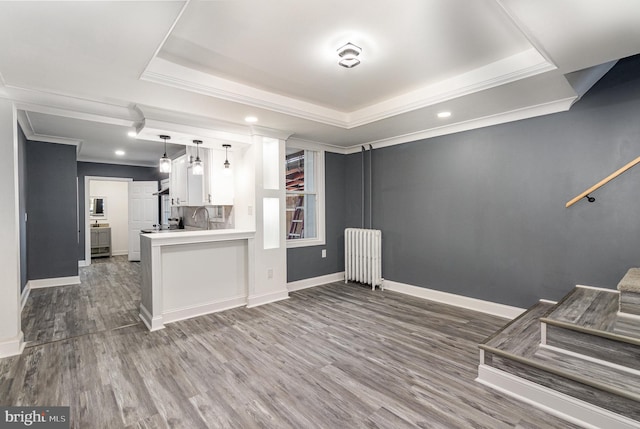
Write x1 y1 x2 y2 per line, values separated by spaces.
171 206 234 230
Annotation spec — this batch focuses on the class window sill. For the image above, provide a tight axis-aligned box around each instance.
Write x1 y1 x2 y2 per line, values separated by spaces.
287 237 326 249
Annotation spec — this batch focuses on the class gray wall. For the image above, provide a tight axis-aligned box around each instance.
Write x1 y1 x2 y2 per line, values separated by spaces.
26 141 78 280
77 162 165 260
345 55 640 309
17 126 27 291
287 152 346 282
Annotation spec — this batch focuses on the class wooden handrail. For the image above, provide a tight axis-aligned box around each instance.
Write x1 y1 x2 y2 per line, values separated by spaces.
566 155 640 208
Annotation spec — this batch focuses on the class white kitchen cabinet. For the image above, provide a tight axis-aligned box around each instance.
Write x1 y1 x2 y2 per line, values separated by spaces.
170 155 188 206
170 148 208 206
208 148 234 205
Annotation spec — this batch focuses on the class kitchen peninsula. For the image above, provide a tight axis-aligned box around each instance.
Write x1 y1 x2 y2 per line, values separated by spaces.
139 228 255 331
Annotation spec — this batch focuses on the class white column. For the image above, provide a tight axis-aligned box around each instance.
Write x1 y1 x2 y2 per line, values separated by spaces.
0 99 24 357
245 126 291 307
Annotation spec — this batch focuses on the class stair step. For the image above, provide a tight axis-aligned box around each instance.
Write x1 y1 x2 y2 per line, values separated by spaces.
539 286 640 372
543 323 640 372
541 286 640 344
479 300 640 421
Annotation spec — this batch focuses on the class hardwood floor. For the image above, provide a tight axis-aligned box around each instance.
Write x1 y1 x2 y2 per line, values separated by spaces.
2 258 580 428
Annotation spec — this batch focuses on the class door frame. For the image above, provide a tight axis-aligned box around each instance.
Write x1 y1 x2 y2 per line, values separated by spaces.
83 176 132 266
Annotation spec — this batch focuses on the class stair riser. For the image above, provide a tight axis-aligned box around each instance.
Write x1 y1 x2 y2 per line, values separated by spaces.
619 291 640 316
544 324 640 372
484 352 640 421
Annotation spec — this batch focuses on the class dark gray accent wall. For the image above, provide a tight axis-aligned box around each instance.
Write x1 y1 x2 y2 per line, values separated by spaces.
287 152 346 282
17 126 27 291
345 55 640 309
26 141 78 280
77 162 165 260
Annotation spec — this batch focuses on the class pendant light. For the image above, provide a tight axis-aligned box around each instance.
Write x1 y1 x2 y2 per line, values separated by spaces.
159 135 172 173
223 144 231 176
192 140 204 175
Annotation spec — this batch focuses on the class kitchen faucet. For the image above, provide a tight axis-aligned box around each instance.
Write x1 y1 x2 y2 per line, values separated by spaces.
192 206 210 230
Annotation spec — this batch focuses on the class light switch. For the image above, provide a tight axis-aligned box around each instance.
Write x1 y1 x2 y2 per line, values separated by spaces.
321 249 326 258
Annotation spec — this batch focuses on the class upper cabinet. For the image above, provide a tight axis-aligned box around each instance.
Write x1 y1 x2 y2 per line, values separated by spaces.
170 155 188 206
170 146 234 206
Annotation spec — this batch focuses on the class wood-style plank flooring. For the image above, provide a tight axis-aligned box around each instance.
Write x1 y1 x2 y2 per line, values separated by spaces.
1 257 579 428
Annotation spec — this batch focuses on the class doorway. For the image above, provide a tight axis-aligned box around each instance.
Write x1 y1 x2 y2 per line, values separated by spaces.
84 176 132 265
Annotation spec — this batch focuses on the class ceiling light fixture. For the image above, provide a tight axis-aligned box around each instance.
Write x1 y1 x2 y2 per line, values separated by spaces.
244 116 258 123
159 135 172 173
127 131 137 137
192 140 204 175
115 150 125 156
223 144 231 176
437 111 452 118
337 42 362 68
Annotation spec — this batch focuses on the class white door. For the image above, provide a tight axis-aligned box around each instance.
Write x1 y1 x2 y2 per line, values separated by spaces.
128 181 158 261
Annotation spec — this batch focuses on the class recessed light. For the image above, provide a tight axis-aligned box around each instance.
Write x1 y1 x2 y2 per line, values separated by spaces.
437 111 452 118
244 116 258 123
115 150 125 156
127 131 137 137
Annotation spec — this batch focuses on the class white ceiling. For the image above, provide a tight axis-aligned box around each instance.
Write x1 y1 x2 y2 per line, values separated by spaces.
0 0 638 166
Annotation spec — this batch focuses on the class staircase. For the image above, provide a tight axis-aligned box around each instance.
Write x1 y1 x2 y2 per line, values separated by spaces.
477 269 640 429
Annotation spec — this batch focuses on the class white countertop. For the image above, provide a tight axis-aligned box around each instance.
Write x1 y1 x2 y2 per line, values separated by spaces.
140 228 255 246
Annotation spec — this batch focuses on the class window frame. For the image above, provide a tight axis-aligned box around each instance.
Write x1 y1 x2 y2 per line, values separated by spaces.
286 148 325 248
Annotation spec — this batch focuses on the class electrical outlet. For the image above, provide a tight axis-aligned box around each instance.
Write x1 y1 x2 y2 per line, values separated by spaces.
267 268 273 279
321 249 326 258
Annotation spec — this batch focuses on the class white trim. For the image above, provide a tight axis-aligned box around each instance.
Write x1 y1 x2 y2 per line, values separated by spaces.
286 148 325 248
139 304 164 332
246 290 289 308
539 343 640 378
476 364 640 429
617 311 640 321
78 260 88 268
0 332 25 358
539 299 558 304
111 250 129 257
287 272 345 292
343 97 576 154
20 283 30 311
384 280 525 319
27 276 80 289
162 296 247 325
577 284 619 293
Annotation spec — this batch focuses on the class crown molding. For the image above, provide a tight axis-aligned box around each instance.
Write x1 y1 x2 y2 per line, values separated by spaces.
5 85 138 127
286 137 349 154
347 48 555 128
249 125 293 141
141 57 348 128
343 95 576 154
141 47 554 131
17 109 83 149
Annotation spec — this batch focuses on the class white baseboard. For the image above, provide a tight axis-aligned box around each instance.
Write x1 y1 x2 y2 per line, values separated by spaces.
162 296 247 325
287 272 345 292
78 260 88 268
477 364 640 429
27 275 81 289
384 280 525 319
139 304 164 332
112 250 128 256
0 332 25 358
20 283 30 311
247 289 289 308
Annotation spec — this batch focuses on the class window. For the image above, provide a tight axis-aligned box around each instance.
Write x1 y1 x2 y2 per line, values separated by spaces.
286 148 325 247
